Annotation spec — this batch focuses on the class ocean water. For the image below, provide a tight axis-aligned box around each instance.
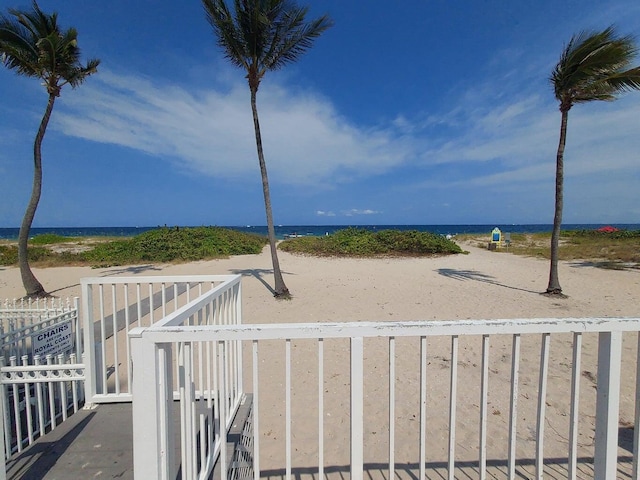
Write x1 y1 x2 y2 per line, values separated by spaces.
1 224 638 241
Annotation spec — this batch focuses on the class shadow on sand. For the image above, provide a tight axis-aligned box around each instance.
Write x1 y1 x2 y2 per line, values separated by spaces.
231 268 290 296
436 268 540 294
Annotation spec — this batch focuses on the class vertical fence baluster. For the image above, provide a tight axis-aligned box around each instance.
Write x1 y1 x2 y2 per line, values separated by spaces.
420 336 427 480
148 284 154 325
253 340 260 480
448 335 459 480
351 336 364 480
568 332 582 480
218 340 228 480
10 357 21 453
389 336 395 479
479 334 489 480
98 285 107 395
34 356 45 436
58 354 68 422
70 354 79 413
285 339 292 480
0 356 11 458
536 333 551 478
318 338 324 480
22 356 34 445
111 285 119 396
124 285 132 395
508 334 521 479
46 355 56 430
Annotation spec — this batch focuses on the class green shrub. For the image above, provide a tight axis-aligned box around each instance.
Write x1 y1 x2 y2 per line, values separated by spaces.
0 245 18 266
83 227 268 266
0 244 57 265
279 228 463 257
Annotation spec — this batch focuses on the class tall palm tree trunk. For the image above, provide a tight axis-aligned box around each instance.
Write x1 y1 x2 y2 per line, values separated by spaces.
18 94 56 298
546 108 568 295
250 88 290 297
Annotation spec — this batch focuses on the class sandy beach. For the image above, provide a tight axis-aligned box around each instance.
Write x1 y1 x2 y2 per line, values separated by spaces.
1 241 639 478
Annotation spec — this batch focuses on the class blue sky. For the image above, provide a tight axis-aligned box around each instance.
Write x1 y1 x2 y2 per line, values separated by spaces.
1 0 640 227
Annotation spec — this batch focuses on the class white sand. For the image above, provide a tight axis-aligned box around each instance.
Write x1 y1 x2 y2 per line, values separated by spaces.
1 242 639 478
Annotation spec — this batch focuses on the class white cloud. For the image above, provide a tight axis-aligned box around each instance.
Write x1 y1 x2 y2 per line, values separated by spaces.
343 209 381 216
55 70 419 186
53 61 640 211
316 210 336 217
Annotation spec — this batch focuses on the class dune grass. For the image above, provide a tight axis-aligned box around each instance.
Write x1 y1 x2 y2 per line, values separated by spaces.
278 227 464 257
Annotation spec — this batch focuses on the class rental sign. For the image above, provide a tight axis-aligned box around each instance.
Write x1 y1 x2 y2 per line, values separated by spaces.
32 321 74 357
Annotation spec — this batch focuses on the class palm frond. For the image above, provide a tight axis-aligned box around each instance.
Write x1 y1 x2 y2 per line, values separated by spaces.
202 0 249 70
0 2 99 93
551 25 640 108
202 0 332 86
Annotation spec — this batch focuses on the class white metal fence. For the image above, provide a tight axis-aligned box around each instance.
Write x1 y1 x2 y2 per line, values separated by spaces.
131 307 640 480
81 275 241 405
0 353 85 457
0 298 84 471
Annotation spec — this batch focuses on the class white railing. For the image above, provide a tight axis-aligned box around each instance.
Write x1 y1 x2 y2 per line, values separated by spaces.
131 311 640 480
129 275 243 480
81 275 240 404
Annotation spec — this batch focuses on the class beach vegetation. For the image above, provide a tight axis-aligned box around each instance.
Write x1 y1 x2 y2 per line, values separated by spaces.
279 228 464 257
29 233 75 245
202 0 332 298
1 227 268 267
460 230 640 269
83 227 268 266
546 26 640 295
0 3 100 297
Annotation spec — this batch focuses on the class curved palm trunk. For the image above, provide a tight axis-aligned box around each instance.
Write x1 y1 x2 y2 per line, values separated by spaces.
17 94 56 298
250 87 290 297
546 109 568 295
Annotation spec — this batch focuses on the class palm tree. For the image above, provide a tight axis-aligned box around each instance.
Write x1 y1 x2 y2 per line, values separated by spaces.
202 0 332 298
0 2 99 298
547 26 640 295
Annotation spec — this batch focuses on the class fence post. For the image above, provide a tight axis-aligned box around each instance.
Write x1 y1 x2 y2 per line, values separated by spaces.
130 328 175 480
594 331 622 479
81 282 97 406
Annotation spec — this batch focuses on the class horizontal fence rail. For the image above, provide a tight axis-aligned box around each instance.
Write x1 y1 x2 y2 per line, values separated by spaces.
81 275 241 405
132 315 640 480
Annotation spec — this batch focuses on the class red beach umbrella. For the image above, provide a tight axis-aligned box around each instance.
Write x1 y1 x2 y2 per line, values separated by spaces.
596 226 619 232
